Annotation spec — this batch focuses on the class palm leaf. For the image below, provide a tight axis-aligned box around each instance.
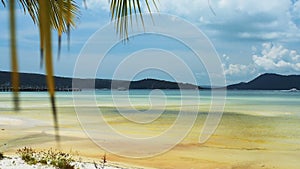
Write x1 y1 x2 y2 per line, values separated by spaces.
57 0 63 60
39 21 44 68
18 0 78 32
67 0 72 50
1 0 5 7
9 0 19 111
110 0 158 39
39 0 59 143
83 0 87 9
18 0 78 64
15 0 79 143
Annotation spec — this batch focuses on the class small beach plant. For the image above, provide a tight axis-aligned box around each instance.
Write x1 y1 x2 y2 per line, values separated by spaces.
93 153 107 169
101 153 107 169
16 147 38 165
0 152 4 160
17 147 75 169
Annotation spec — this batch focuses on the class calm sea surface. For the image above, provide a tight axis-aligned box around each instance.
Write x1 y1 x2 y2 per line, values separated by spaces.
0 90 299 116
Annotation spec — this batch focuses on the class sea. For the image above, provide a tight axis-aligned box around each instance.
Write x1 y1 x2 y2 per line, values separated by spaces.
0 90 299 116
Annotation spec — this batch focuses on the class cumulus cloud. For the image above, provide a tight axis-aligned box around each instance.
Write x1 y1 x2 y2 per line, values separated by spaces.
291 0 300 28
224 64 250 75
158 0 300 42
223 43 300 77
252 43 300 72
158 0 210 18
84 0 109 11
83 0 300 43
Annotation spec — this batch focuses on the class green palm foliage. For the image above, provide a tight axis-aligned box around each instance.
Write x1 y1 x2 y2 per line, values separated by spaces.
3 0 157 142
110 0 158 38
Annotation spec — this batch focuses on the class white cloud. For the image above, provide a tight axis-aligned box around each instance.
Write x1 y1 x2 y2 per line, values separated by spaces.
253 43 300 72
218 0 289 14
222 54 229 61
82 0 300 43
158 0 209 18
291 0 300 28
156 0 300 42
85 0 110 11
224 64 249 75
158 0 288 18
224 42 300 77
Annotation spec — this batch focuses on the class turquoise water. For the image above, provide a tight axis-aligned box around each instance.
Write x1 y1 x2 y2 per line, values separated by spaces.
0 90 299 116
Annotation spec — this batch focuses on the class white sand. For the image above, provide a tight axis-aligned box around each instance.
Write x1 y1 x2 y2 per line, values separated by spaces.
0 116 48 129
0 156 128 169
0 117 24 126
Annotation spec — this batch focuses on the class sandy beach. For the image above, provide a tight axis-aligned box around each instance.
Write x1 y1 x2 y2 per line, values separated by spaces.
1 109 299 169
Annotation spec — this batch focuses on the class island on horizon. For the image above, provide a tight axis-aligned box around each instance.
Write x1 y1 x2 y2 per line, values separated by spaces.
1 71 300 91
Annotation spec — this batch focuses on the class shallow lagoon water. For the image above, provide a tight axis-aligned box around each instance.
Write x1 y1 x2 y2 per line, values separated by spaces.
0 90 300 169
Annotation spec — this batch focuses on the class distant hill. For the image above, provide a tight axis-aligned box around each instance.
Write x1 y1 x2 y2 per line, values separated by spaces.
227 73 300 90
2 71 298 91
0 71 201 90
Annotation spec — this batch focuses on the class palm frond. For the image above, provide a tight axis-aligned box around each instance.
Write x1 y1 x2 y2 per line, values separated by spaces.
39 0 59 143
39 23 44 68
19 0 79 63
83 0 87 9
18 0 78 32
110 0 158 39
33 0 79 144
9 0 20 111
208 0 216 16
1 0 5 7
66 0 72 50
57 0 64 60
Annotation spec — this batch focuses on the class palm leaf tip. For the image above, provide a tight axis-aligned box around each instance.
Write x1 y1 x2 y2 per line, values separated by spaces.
83 0 87 9
40 48 44 68
208 0 216 16
50 95 60 143
66 0 71 51
13 88 20 111
57 35 61 60
109 0 158 39
39 0 60 143
1 0 5 7
67 25 70 51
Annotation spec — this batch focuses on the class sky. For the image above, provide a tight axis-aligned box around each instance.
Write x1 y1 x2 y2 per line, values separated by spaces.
1 0 300 85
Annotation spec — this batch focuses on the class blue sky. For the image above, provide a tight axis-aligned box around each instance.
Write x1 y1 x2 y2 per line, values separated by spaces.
1 0 300 85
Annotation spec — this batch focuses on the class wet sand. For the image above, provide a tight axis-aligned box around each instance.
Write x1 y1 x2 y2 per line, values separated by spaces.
1 104 300 169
